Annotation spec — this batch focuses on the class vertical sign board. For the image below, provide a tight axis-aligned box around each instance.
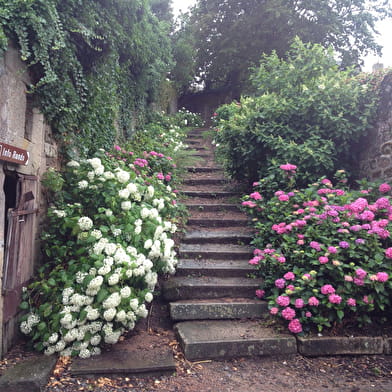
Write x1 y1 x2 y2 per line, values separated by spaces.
0 142 29 166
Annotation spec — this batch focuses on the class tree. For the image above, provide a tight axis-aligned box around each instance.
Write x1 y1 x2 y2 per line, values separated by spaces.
183 0 391 96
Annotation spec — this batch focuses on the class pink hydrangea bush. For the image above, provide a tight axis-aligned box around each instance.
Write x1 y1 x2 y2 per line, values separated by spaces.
242 166 392 333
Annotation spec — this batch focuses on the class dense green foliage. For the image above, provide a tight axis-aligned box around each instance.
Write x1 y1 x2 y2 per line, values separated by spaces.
19 113 197 357
213 39 386 188
0 0 174 156
242 166 392 334
180 0 391 96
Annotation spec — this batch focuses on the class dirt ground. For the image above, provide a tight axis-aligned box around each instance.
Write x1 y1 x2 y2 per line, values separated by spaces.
2 296 392 392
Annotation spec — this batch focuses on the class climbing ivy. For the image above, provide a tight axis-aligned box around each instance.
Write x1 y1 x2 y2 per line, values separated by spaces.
0 0 173 156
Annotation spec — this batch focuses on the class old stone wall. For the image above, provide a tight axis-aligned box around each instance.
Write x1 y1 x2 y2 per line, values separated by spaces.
359 71 392 180
0 43 58 357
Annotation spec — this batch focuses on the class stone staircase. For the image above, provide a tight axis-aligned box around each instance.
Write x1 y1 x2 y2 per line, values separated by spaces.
162 128 296 361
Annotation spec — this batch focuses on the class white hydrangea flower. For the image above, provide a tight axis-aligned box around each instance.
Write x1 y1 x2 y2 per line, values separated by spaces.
48 332 59 344
91 347 101 356
91 229 102 239
144 239 153 249
103 308 116 321
135 219 142 227
121 201 132 211
141 208 150 219
146 186 155 199
104 330 122 344
119 188 130 199
104 243 117 256
88 157 102 169
78 217 93 231
98 265 111 276
79 349 91 359
20 321 32 335
116 310 127 323
108 273 120 286
88 276 103 290
76 271 88 284
145 292 153 303
126 246 138 256
55 340 66 352
89 321 103 334
120 286 131 298
67 160 80 168
103 293 121 309
44 346 56 356
126 183 138 193
86 306 100 321
94 165 105 176
125 269 133 278
136 304 148 318
87 171 95 181
104 171 115 180
112 228 122 237
129 298 139 311
52 209 67 218
90 335 101 346
78 180 88 190
116 170 130 183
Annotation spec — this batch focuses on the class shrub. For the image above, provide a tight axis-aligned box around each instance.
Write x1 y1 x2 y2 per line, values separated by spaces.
19 121 188 358
213 38 383 187
242 164 392 333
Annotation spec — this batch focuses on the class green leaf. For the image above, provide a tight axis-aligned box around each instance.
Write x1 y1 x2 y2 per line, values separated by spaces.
19 301 29 310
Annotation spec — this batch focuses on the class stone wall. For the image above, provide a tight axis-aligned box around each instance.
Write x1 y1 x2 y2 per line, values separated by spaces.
359 71 392 180
0 43 58 357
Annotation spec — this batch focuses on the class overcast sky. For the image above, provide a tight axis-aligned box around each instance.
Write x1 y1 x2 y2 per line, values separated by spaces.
171 0 392 72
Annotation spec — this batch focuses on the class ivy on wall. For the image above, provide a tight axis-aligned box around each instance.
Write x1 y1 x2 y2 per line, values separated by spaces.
0 0 173 156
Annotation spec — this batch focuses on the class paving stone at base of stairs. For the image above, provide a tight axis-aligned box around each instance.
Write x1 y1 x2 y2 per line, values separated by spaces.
162 276 263 301
175 320 297 361
70 346 176 377
170 299 268 320
0 355 57 392
297 336 385 356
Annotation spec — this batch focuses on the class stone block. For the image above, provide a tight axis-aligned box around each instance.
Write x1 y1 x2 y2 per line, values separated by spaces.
297 336 384 357
0 355 57 392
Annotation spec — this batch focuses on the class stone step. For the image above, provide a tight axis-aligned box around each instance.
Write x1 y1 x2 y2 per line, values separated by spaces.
189 153 212 159
179 243 252 260
186 146 208 151
187 218 249 227
183 178 228 186
70 346 176 377
176 259 254 277
162 276 263 301
174 320 297 361
183 230 253 244
170 299 268 321
185 203 240 212
186 166 223 173
182 190 239 198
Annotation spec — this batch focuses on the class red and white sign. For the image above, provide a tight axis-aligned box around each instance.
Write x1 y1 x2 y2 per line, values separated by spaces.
0 142 29 166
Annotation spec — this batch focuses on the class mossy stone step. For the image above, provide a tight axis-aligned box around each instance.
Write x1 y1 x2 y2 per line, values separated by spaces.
174 320 297 361
186 166 223 173
185 203 240 212
183 178 228 186
182 190 239 198
182 230 253 244
170 298 268 320
162 276 263 301
176 259 254 277
179 243 252 260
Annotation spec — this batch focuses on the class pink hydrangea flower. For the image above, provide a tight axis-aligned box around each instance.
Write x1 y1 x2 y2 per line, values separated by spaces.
270 307 279 315
282 307 296 320
280 163 297 171
288 319 303 334
376 272 389 282
276 296 290 307
327 246 337 254
165 175 171 181
355 268 367 279
305 311 312 318
242 201 257 208
339 241 349 249
347 298 356 306
255 289 265 298
249 192 262 200
328 294 342 304
294 298 305 308
354 277 364 286
279 194 290 202
379 183 391 193
283 272 295 281
344 275 353 282
385 248 392 259
277 256 286 263
310 241 322 251
275 279 286 289
319 256 329 264
156 173 165 180
376 197 390 210
321 284 335 295
308 296 320 306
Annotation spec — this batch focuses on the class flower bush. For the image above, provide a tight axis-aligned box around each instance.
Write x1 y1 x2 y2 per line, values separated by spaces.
243 164 392 334
19 120 189 358
212 39 389 187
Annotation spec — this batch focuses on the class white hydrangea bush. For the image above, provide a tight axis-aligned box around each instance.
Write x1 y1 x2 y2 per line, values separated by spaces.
20 147 182 359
